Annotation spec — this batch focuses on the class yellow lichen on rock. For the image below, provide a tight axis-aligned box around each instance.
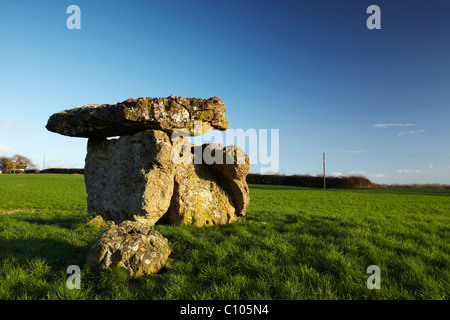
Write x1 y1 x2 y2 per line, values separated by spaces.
166 149 238 227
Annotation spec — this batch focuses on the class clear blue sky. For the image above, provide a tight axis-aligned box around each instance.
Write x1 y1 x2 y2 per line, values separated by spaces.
1 0 449 184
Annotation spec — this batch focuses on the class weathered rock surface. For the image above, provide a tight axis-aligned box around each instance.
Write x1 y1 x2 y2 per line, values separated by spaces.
167 140 238 226
201 144 251 216
86 220 171 276
86 215 109 228
85 131 250 227
46 95 228 138
47 95 250 228
84 130 175 225
46 95 251 276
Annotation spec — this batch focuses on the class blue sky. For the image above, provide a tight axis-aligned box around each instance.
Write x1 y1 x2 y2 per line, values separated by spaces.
1 0 449 184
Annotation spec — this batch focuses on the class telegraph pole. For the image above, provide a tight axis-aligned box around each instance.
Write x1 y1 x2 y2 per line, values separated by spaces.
323 152 326 189
43 155 45 170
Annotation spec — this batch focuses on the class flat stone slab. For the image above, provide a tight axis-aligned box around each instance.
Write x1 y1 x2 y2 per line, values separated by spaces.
45 95 229 138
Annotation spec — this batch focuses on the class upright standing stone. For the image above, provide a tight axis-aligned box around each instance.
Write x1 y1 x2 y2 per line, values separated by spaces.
202 144 251 216
166 139 237 226
84 130 175 225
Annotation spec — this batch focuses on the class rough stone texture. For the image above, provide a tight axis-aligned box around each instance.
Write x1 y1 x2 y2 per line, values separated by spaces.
166 140 250 226
46 95 228 138
85 132 250 227
86 221 171 277
201 144 251 216
46 95 251 276
167 162 238 226
167 140 237 226
84 130 175 225
47 95 250 228
86 215 109 228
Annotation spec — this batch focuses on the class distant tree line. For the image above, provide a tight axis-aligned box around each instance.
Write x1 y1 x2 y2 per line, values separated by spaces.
39 168 84 174
0 155 36 172
246 173 373 189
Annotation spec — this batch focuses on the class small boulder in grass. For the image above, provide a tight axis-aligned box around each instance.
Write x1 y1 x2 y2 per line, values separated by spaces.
86 215 109 228
86 220 171 277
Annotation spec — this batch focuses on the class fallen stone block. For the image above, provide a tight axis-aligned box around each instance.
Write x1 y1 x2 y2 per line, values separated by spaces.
86 220 171 277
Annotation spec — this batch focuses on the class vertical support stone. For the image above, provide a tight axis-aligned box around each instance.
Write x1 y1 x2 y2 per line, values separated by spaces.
84 130 175 225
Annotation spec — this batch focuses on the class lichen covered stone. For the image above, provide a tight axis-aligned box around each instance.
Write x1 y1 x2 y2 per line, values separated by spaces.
84 130 175 224
46 95 228 138
202 144 251 216
84 131 250 227
86 220 171 277
167 160 238 227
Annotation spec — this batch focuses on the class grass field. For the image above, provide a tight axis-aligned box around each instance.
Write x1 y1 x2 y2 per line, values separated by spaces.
0 174 448 300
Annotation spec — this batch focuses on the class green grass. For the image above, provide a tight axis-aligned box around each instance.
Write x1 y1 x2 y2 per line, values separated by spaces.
0 174 449 299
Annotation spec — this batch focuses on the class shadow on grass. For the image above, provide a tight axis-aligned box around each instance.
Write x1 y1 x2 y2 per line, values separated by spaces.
0 237 89 268
20 216 82 229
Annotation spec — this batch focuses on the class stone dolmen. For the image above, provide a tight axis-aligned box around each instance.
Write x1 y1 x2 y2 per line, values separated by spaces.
46 96 250 276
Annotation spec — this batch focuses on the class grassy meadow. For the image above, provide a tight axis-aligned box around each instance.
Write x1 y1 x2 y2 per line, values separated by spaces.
0 174 449 299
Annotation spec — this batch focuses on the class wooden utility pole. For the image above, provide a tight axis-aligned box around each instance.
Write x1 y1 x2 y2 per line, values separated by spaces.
323 152 326 189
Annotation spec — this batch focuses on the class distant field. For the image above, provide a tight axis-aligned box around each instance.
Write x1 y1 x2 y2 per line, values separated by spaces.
0 174 449 299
